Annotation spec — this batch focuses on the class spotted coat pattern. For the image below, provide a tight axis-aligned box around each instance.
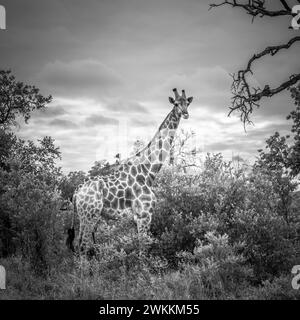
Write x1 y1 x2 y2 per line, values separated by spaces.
73 89 193 253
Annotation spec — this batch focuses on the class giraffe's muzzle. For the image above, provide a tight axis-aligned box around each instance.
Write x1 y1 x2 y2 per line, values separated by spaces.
182 112 189 119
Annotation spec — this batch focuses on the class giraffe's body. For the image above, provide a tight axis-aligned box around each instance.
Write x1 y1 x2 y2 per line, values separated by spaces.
71 89 193 253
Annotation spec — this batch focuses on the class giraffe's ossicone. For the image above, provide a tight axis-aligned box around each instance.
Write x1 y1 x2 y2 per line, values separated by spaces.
68 88 193 255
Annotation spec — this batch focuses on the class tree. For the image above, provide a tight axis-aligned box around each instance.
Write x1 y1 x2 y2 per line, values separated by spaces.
255 136 296 223
256 84 300 177
0 70 64 272
254 85 300 222
287 84 300 176
0 136 63 268
209 1 300 124
132 131 200 171
88 159 111 177
256 132 290 173
59 170 87 201
170 129 201 171
0 129 16 170
8 136 61 184
131 139 145 155
0 70 52 128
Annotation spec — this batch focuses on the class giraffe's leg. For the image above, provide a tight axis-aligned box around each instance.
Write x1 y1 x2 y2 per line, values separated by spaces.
136 215 151 256
132 199 153 254
77 195 104 257
78 220 98 258
77 198 94 256
78 218 89 255
87 195 104 257
136 217 150 235
92 231 96 244
91 218 101 244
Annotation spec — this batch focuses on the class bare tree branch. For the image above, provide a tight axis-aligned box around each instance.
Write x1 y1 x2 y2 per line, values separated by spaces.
279 0 291 11
228 36 300 125
209 1 300 126
209 0 293 18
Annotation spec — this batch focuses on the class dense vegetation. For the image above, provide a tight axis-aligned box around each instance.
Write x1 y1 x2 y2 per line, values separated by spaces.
0 71 299 299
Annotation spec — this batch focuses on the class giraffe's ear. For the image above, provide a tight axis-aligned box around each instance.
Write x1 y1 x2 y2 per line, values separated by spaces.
169 97 175 104
187 97 193 104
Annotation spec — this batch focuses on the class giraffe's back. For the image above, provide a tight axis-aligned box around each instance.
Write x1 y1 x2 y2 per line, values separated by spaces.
74 162 155 223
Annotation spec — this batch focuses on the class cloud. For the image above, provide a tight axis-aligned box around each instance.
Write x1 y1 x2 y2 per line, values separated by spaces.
37 59 123 98
33 106 68 119
105 100 148 114
150 66 232 113
204 121 291 156
206 139 259 153
49 119 78 129
84 114 119 127
130 118 156 127
253 91 296 119
246 123 290 139
3 0 298 173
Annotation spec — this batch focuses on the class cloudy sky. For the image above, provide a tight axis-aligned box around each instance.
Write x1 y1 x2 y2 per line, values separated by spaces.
0 0 299 172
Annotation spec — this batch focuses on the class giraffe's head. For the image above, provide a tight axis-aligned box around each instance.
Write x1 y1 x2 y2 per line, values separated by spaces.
169 88 193 119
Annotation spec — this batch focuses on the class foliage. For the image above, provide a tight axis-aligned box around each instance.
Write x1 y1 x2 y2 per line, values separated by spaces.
0 129 16 170
10 136 61 177
0 70 52 128
1 131 299 297
0 136 65 275
150 153 300 284
257 132 289 173
176 232 253 299
59 171 87 201
1 147 299 297
131 139 145 155
288 84 300 176
88 160 111 177
256 84 300 178
246 275 300 300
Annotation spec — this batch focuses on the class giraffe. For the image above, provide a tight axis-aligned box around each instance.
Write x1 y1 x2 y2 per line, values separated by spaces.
68 88 193 255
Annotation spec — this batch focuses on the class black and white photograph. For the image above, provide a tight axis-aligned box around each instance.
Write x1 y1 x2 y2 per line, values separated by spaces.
0 0 300 302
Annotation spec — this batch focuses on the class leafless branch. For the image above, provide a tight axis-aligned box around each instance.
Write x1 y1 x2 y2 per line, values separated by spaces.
227 36 300 125
279 0 291 11
209 0 295 18
209 1 300 126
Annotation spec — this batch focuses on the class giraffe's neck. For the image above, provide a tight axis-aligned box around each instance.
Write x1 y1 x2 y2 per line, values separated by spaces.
131 107 181 181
